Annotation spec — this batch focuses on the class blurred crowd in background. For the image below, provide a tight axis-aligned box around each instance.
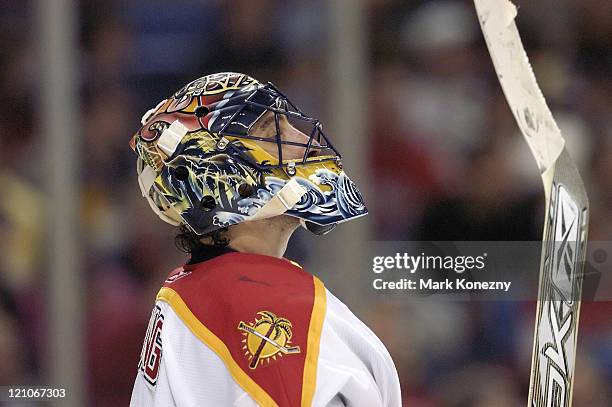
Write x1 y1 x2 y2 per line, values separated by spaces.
1 0 611 405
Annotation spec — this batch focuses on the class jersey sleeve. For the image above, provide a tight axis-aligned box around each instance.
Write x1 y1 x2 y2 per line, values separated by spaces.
312 290 402 407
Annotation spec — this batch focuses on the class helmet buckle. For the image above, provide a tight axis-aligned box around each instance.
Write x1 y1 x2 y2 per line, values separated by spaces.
216 137 229 151
285 162 297 176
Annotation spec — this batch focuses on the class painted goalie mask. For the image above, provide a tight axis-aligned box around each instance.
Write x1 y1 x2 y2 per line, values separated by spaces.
130 72 367 235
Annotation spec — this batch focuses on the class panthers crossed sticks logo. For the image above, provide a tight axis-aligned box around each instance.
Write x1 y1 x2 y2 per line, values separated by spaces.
238 311 300 369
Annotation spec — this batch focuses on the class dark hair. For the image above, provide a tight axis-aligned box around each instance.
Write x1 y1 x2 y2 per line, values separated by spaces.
174 224 229 253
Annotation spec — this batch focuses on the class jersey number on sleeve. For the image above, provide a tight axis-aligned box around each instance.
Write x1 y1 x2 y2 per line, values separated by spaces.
138 305 165 386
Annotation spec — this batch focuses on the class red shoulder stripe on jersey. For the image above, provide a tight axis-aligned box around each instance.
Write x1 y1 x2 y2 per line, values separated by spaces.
158 252 327 406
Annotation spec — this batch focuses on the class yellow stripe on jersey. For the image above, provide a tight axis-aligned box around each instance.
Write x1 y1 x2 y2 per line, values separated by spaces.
301 277 327 406
157 287 279 407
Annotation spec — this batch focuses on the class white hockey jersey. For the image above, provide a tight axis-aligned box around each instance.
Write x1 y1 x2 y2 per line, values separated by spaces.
130 250 401 407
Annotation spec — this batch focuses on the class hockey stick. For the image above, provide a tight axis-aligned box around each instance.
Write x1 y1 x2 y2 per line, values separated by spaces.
473 1 589 406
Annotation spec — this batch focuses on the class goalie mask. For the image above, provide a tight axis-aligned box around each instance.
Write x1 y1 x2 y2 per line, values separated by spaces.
130 72 367 236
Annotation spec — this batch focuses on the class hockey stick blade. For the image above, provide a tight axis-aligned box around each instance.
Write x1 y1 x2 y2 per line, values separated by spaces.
473 1 590 406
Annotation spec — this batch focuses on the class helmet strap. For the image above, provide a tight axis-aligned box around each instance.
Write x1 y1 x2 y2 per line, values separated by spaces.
137 159 181 226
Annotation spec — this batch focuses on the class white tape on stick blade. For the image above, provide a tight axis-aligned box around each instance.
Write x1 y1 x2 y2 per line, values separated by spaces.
474 0 565 173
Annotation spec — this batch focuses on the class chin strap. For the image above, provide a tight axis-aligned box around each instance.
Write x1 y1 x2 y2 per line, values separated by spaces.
249 178 307 221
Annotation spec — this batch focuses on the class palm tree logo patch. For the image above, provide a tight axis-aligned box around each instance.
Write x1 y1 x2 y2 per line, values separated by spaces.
238 311 301 369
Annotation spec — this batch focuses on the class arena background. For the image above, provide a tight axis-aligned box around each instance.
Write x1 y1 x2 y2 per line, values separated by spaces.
1 0 611 406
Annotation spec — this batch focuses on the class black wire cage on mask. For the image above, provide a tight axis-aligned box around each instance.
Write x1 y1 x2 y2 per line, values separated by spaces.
211 83 342 171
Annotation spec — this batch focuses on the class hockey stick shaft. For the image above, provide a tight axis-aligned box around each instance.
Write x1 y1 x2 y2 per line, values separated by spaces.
474 1 589 406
